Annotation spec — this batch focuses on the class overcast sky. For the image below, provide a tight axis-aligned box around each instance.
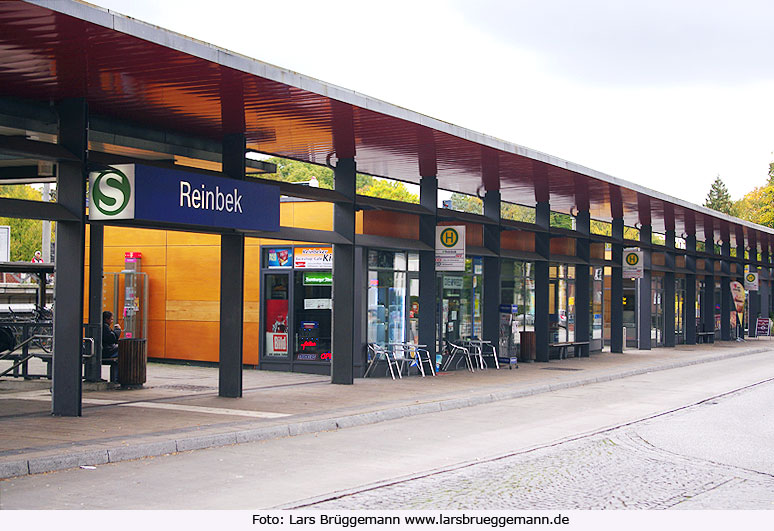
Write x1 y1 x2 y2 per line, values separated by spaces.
94 0 774 205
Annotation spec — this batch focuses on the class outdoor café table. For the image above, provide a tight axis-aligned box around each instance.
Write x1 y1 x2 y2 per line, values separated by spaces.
462 339 499 369
389 343 435 377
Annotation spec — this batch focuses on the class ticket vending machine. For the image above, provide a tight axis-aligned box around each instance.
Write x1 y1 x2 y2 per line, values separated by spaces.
104 252 149 340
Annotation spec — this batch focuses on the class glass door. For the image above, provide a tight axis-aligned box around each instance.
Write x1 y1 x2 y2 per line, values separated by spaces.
263 272 291 360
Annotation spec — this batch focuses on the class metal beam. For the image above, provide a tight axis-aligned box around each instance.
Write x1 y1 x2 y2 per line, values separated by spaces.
0 197 79 222
418 175 438 366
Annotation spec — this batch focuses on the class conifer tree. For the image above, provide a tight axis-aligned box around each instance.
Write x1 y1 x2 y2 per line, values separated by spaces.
704 176 733 214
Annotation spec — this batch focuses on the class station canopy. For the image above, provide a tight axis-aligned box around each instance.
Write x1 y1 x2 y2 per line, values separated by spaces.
1 0 772 249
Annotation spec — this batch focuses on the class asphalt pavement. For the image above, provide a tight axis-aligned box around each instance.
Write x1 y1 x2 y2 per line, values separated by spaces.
1 339 773 481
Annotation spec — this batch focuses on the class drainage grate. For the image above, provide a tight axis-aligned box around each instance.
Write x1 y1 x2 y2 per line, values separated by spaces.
540 367 583 371
153 384 217 391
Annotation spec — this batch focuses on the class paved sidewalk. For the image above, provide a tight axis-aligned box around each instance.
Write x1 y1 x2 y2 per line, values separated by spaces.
1 340 773 480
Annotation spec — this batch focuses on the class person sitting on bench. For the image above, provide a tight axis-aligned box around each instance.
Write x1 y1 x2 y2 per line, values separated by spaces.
102 311 122 359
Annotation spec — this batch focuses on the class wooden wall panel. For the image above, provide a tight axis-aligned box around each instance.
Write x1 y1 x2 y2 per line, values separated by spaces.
501 231 535 252
166 231 220 246
363 211 419 240
243 322 259 365
291 202 333 230
550 237 576 256
147 319 166 358
166 300 219 321
166 245 220 301
165 321 219 362
104 226 167 246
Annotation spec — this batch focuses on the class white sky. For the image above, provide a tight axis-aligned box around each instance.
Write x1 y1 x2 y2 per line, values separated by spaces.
93 0 774 206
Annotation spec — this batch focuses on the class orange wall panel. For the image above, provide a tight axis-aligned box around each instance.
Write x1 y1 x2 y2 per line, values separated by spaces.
166 245 220 301
243 322 259 365
291 202 333 230
166 231 220 246
104 226 167 246
165 321 219 362
147 319 166 358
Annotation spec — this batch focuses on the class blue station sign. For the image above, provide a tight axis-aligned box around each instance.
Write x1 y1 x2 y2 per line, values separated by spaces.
88 164 280 232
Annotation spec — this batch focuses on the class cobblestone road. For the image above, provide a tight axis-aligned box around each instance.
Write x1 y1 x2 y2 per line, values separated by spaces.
309 385 774 510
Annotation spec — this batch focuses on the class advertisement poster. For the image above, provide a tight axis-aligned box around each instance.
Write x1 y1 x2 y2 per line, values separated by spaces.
730 280 746 325
294 247 333 269
756 318 770 337
267 248 292 268
265 299 288 357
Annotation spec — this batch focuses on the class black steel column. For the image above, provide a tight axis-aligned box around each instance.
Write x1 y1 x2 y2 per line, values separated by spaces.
52 99 87 417
720 241 731 341
664 230 676 347
418 175 438 360
638 224 652 350
219 133 246 398
685 235 697 345
736 239 746 338
611 218 624 352
703 238 715 338
575 210 590 357
483 191 501 347
332 157 356 384
535 201 550 362
761 245 771 323
85 223 104 382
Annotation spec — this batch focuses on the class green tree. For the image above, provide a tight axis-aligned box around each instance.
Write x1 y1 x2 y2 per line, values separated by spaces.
449 193 482 214
704 175 733 214
0 185 44 261
263 157 419 200
358 179 418 203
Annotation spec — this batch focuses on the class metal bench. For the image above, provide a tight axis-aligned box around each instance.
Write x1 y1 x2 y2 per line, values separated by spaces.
549 341 590 360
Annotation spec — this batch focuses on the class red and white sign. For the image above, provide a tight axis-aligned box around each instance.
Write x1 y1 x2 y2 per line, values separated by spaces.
266 332 288 357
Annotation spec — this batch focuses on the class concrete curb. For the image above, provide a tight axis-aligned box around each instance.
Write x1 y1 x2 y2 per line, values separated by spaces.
3 345 771 480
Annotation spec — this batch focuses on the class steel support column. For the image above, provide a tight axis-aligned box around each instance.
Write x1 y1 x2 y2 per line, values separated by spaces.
52 99 87 417
535 201 550 362
610 218 624 352
761 246 771 322
418 175 438 362
637 225 652 350
219 133 246 398
720 241 731 341
84 223 104 382
575 210 590 357
332 157 356 384
703 243 716 338
482 191 501 348
685 235 697 345
664 230 676 347
736 240 746 338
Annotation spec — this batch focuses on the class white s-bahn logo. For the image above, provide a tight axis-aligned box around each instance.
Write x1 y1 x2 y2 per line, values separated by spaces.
91 168 131 216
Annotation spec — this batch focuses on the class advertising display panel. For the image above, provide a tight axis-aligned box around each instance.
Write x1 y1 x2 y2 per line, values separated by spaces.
294 247 333 269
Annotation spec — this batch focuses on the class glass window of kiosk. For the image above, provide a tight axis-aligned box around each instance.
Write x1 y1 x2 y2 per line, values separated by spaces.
549 265 575 343
438 257 483 346
499 260 535 358
675 278 686 344
293 269 332 362
591 267 604 351
367 251 420 348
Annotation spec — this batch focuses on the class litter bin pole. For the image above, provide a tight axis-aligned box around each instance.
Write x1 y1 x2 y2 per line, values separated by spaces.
118 338 147 387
